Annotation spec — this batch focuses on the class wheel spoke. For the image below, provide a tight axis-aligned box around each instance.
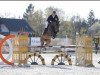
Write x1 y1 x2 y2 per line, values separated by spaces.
34 55 35 62
28 60 32 63
61 55 63 62
64 61 69 65
54 60 59 63
57 57 60 62
37 60 42 64
30 57 34 62
62 57 66 63
36 57 39 62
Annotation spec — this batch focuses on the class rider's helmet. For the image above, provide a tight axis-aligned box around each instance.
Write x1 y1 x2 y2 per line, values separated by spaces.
53 11 56 14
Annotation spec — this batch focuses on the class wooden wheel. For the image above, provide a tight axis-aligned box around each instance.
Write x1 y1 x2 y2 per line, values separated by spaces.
27 53 45 65
51 53 72 65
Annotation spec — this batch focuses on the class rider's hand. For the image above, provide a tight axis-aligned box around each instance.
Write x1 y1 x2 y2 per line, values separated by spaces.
49 21 52 24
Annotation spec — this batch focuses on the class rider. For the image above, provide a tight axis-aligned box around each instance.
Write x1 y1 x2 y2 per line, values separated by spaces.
47 11 59 38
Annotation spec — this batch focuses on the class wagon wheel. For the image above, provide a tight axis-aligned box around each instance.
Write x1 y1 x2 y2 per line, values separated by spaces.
51 53 72 65
27 53 45 65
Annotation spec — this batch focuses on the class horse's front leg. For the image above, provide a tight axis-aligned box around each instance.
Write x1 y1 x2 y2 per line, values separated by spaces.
45 39 51 46
40 37 47 52
40 36 44 46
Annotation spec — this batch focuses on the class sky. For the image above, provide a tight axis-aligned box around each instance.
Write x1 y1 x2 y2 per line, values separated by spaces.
0 1 100 20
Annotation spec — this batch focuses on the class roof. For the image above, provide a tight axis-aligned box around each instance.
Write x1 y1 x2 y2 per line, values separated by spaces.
0 18 33 33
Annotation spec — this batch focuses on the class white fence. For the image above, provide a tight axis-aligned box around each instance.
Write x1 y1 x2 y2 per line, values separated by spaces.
30 37 72 46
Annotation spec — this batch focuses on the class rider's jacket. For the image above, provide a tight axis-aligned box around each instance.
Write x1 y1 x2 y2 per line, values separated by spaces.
47 15 59 24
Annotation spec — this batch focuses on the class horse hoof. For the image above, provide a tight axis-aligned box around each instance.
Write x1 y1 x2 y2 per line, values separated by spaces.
45 44 48 46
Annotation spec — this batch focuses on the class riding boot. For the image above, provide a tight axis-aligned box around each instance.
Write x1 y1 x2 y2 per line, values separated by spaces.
52 32 57 39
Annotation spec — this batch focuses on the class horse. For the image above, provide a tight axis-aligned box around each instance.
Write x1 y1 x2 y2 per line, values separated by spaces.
40 21 59 46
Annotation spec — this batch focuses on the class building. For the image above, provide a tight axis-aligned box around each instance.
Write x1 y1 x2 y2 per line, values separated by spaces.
0 18 33 36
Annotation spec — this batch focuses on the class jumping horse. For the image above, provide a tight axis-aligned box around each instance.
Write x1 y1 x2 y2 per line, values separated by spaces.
40 21 59 47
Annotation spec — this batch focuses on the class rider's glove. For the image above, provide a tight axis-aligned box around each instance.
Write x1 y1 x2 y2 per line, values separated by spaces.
49 21 52 24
